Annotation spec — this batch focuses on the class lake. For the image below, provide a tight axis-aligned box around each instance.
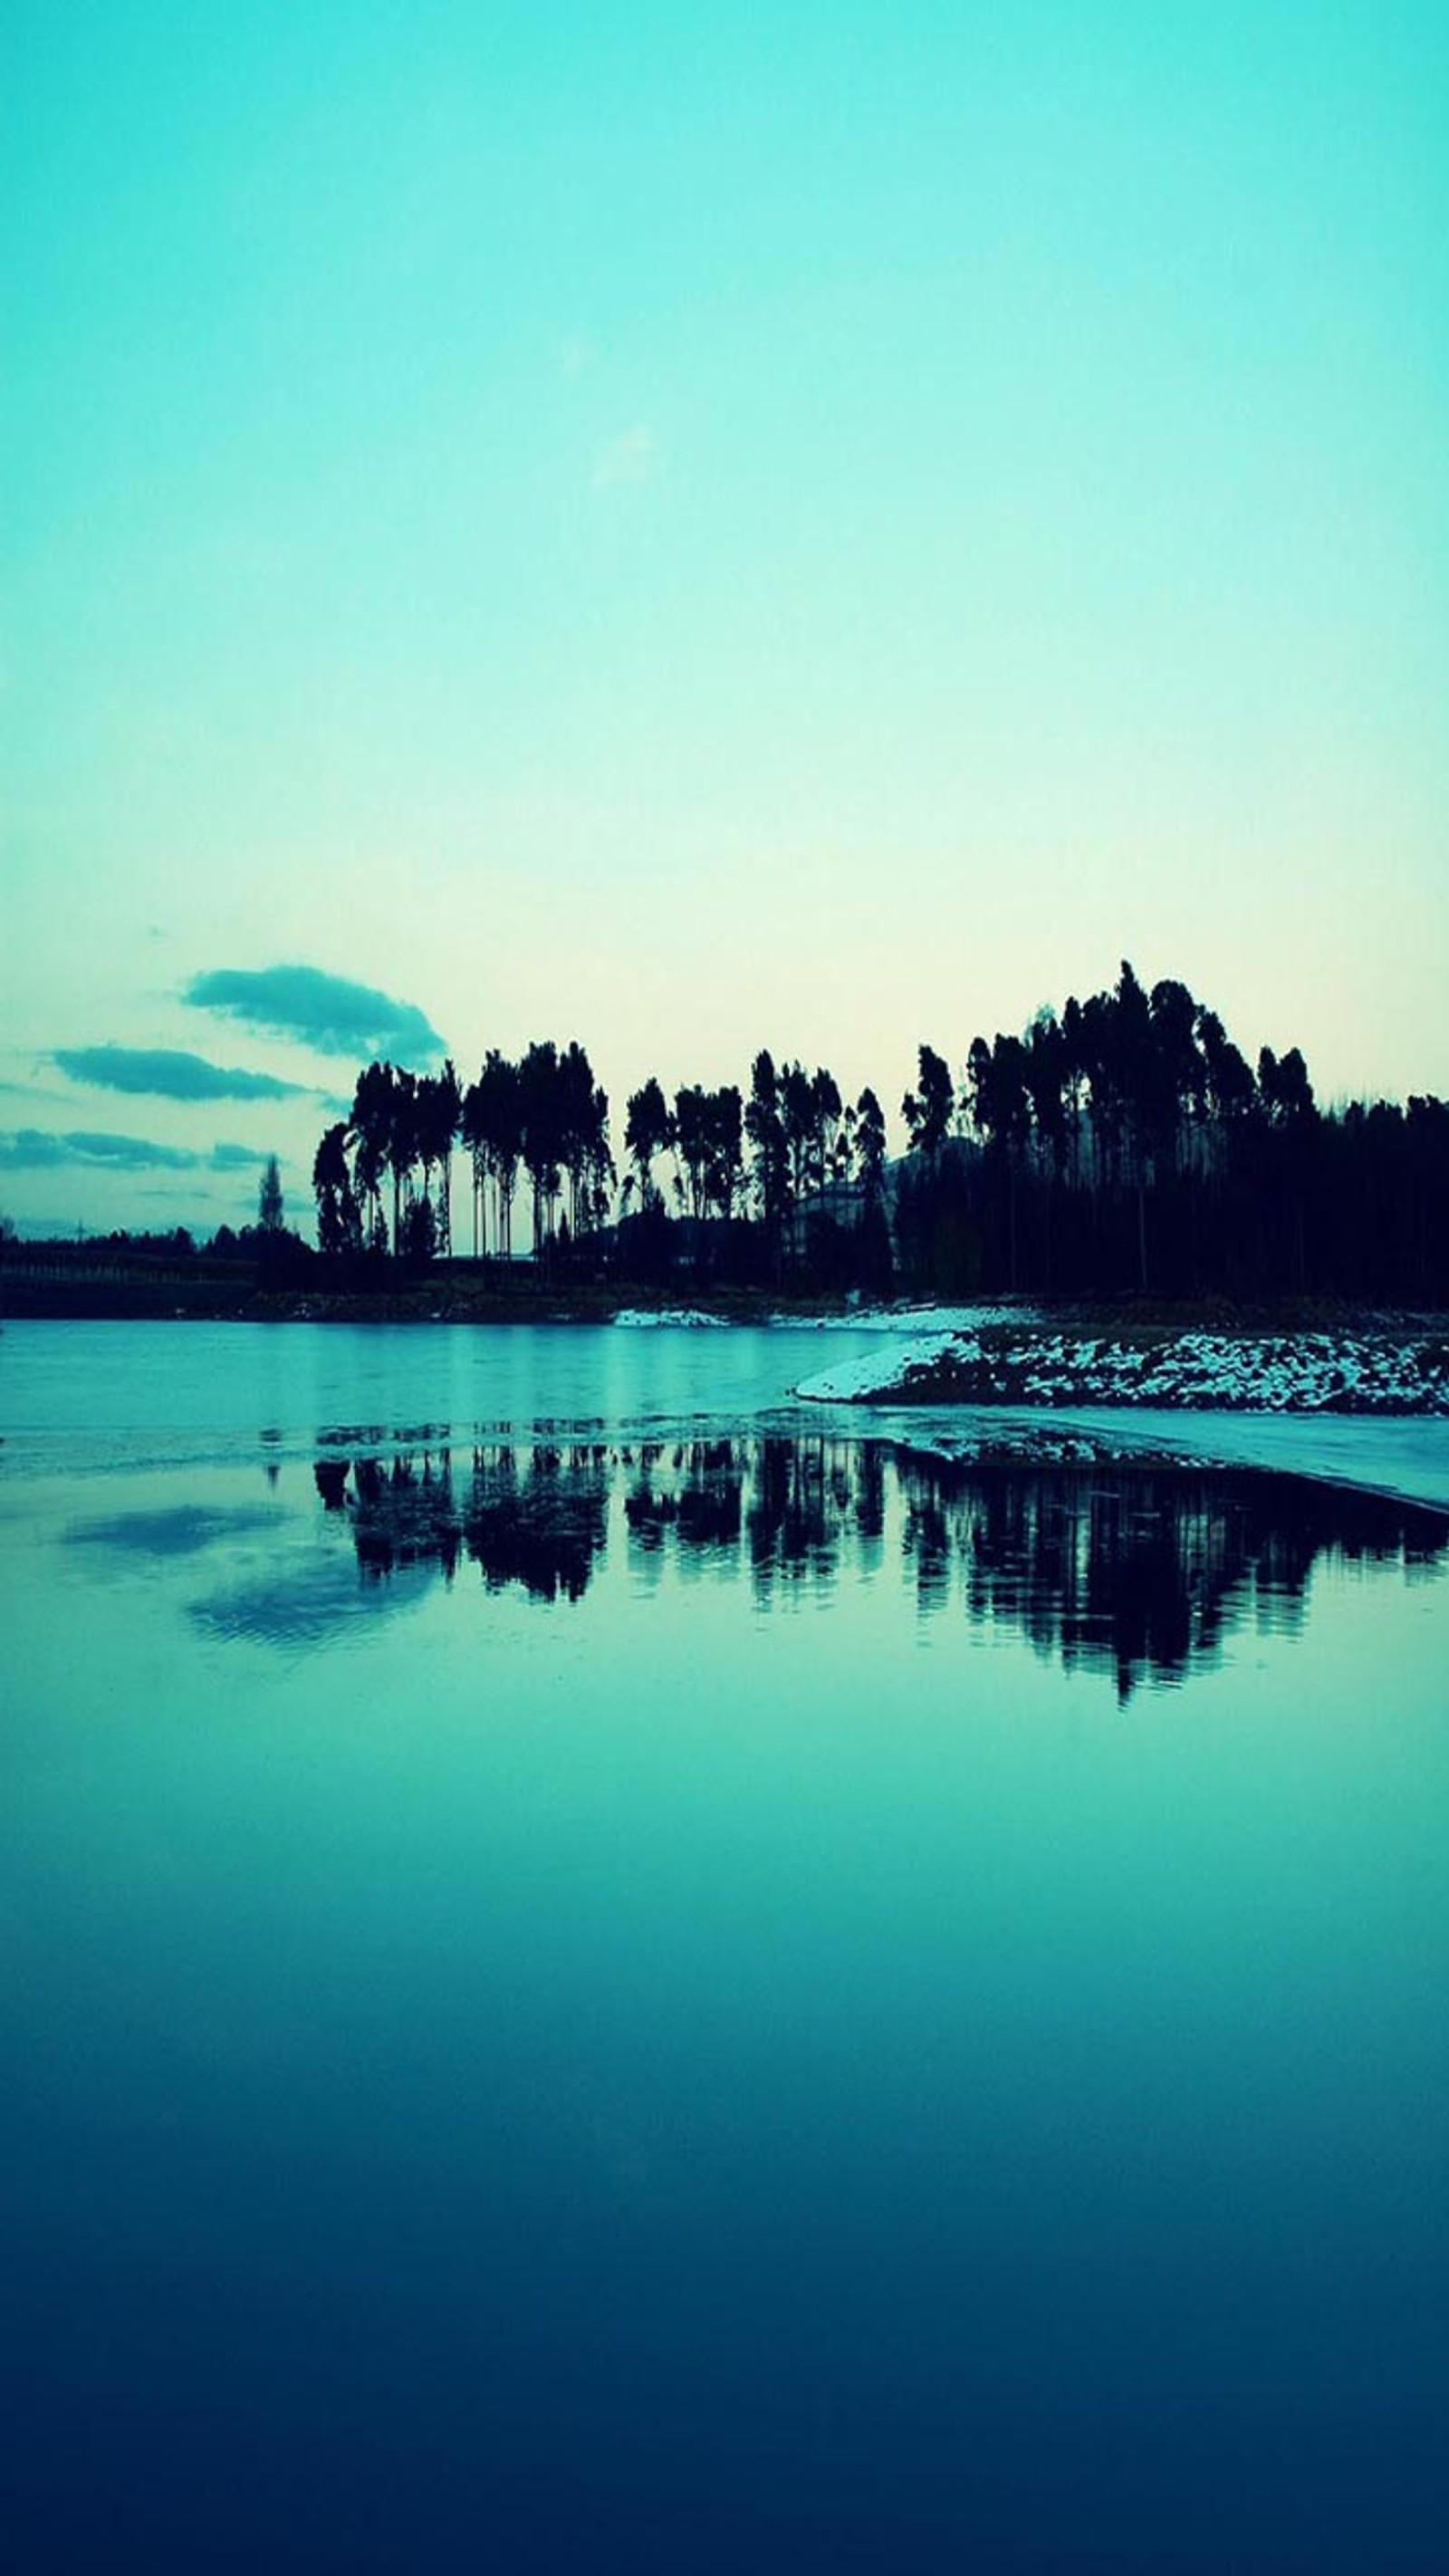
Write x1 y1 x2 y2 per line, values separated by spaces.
3 1322 1447 2571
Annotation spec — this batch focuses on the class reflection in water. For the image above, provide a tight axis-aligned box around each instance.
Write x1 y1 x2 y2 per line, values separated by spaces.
70 1502 283 1559
321 1444 611 1603
302 1435 1446 1697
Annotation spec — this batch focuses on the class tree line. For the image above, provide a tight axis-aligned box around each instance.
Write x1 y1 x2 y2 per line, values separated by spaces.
311 963 1449 1302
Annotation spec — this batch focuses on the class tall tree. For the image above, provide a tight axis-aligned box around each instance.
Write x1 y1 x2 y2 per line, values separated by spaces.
625 1076 674 1215
559 1041 602 1236
461 1074 487 1255
810 1068 843 1201
673 1084 713 1223
427 1060 463 1255
779 1062 816 1212
257 1153 285 1235
518 1041 565 1254
706 1085 744 1219
584 1082 614 1233
473 1051 524 1257
383 1065 419 1257
349 1061 393 1251
853 1087 887 1202
901 1043 955 1160
312 1124 360 1255
745 1050 789 1241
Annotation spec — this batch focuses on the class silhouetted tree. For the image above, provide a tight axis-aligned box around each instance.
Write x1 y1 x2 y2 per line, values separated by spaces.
312 1123 361 1257
257 1154 284 1235
673 1082 712 1221
901 1043 955 1160
349 1062 392 1250
745 1050 789 1263
475 1051 524 1257
518 1041 566 1254
625 1076 674 1216
385 1064 419 1256
426 1060 463 1255
854 1087 887 1200
706 1084 745 1219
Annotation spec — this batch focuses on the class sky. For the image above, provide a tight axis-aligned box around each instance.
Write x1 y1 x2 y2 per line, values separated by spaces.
4 1 1446 1235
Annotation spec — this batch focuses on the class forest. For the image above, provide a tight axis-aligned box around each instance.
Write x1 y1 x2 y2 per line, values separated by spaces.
307 964 1449 1303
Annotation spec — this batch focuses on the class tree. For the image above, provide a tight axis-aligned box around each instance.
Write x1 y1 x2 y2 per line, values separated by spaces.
706 1085 744 1219
350 1061 393 1250
258 1154 284 1234
852 1087 892 1287
461 1075 487 1255
584 1083 615 1234
385 1065 419 1256
468 1051 525 1258
810 1068 842 1200
745 1050 789 1241
854 1087 887 1201
312 1123 360 1256
780 1061 817 1212
559 1041 604 1237
518 1041 565 1254
421 1060 462 1255
901 1044 955 1160
673 1084 713 1222
625 1076 674 1215
976 1033 1031 1288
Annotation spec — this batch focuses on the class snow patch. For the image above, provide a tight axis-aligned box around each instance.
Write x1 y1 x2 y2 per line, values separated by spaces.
798 1327 1447 1418
794 1334 968 1401
771 1302 1040 1333
612 1307 731 1330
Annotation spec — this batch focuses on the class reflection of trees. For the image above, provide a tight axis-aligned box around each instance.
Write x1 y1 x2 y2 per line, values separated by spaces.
626 1438 743 1564
896 1457 1443 1699
746 1437 861 1594
463 1443 609 1603
315 1443 609 1604
312 1437 1446 1692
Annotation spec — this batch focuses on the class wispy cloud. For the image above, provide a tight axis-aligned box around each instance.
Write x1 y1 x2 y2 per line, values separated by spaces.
53 1044 309 1103
0 1128 201 1172
184 965 446 1066
209 1140 275 1171
591 424 659 491
0 1075 82 1108
561 333 599 382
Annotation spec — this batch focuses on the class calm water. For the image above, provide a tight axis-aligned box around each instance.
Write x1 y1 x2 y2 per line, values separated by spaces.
3 1324 1447 2571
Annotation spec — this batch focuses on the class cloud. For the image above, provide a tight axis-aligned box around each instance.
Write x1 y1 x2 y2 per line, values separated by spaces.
209 1141 276 1171
591 424 658 490
0 1076 80 1108
560 334 599 382
185 965 446 1066
0 1128 201 1172
53 1044 309 1103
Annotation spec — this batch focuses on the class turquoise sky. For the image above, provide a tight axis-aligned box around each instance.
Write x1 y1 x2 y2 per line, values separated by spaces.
4 2 1446 1230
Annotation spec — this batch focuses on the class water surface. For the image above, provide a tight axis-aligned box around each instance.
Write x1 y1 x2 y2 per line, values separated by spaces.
2 1325 1446 2570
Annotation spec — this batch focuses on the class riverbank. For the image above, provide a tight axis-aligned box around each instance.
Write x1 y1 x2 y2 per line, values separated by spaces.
5 1264 1444 1343
795 1317 1449 1415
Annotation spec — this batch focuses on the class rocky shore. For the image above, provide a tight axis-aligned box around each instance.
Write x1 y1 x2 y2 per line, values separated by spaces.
796 1322 1449 1415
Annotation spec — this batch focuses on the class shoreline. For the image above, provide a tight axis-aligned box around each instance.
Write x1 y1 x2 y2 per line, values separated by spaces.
792 1317 1449 1418
5 1286 1447 1421
5 1271 1444 1333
